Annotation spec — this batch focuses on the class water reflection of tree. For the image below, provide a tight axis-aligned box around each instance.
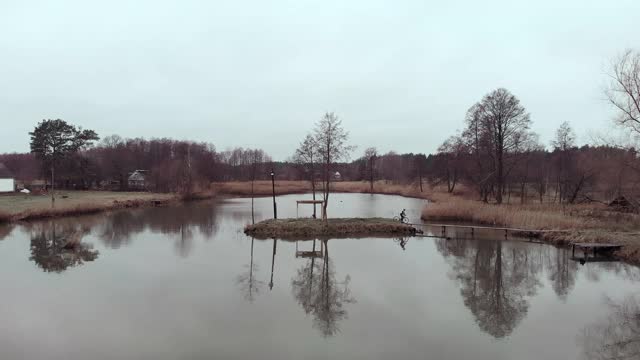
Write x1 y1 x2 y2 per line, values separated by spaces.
292 240 323 314
579 294 640 360
437 239 542 338
546 245 577 301
0 224 14 241
291 240 355 337
28 220 99 272
98 201 219 255
236 237 264 302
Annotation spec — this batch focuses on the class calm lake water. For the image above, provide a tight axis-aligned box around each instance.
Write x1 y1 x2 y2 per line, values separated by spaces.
0 193 639 360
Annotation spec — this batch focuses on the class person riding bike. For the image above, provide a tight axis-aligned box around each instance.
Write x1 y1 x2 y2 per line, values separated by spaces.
399 209 407 223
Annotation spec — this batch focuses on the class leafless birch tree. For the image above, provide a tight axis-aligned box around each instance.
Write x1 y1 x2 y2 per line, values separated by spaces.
314 113 354 221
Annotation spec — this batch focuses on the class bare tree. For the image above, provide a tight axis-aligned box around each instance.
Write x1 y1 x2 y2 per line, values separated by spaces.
249 149 265 224
413 154 428 192
511 132 543 203
363 147 377 192
462 103 493 201
314 113 354 221
551 122 577 203
606 49 640 136
436 135 466 193
551 121 576 151
293 134 319 218
466 89 531 204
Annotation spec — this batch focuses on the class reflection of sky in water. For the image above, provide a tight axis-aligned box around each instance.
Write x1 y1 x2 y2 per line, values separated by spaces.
0 193 638 360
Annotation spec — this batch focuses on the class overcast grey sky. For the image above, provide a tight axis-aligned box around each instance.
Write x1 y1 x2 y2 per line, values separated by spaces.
1 0 638 160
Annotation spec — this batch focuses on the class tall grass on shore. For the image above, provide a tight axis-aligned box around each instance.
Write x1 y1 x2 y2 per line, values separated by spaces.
421 196 639 231
422 197 583 230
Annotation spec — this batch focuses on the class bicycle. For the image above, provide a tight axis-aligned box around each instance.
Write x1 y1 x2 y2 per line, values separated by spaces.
393 215 409 224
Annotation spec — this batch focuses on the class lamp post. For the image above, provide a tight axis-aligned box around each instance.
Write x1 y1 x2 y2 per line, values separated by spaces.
271 169 277 219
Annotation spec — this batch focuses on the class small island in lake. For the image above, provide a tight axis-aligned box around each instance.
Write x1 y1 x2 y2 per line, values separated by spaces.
244 218 420 239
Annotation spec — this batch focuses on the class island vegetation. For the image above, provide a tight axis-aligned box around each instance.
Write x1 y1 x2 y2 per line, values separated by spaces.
244 218 419 239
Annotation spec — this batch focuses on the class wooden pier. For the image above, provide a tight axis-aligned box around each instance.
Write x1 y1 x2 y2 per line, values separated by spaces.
409 222 567 239
572 242 622 258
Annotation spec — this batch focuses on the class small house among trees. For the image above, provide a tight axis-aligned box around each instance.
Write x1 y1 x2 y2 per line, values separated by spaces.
0 163 15 192
609 196 638 213
128 170 148 190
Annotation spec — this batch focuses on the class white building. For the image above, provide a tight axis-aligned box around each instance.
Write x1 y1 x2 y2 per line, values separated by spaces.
0 163 15 192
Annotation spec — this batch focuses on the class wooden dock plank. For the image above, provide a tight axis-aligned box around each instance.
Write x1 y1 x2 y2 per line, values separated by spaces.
409 222 568 234
572 242 622 249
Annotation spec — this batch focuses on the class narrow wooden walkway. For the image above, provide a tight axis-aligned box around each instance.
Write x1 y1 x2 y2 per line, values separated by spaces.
408 222 568 239
409 223 624 258
572 242 622 257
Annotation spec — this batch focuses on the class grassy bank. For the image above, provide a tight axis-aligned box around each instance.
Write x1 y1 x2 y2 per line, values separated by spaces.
0 191 178 223
244 217 419 239
213 180 434 199
422 195 640 264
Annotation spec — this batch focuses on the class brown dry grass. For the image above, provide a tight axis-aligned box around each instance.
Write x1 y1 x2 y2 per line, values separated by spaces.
422 196 639 231
244 217 418 239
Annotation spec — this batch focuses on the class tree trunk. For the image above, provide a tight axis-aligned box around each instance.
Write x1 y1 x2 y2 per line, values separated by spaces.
50 164 55 208
311 156 316 218
568 174 586 204
369 157 374 193
322 149 330 221
496 150 503 204
311 177 316 218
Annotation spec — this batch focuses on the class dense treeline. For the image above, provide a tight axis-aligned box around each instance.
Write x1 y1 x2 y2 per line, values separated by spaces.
0 131 431 193
427 88 640 204
4 129 638 203
0 133 273 193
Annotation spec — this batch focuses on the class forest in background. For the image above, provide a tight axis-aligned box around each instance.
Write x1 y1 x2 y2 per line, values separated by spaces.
0 130 637 206
2 49 640 206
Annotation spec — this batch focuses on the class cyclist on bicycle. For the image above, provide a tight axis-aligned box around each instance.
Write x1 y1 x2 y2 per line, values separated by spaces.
399 209 407 223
